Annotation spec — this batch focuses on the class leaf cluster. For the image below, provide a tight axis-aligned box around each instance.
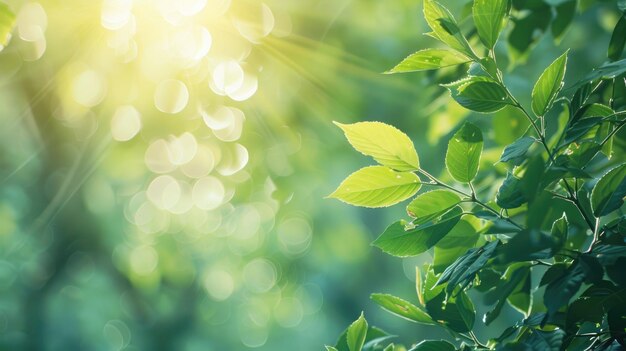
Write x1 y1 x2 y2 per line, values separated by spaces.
327 0 626 350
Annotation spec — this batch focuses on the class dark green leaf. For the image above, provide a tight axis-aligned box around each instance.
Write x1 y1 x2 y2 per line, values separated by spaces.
445 122 483 183
496 172 527 209
329 166 422 208
609 14 626 61
551 0 576 40
408 340 455 351
484 263 531 325
566 59 626 92
372 207 463 257
591 164 626 217
564 117 604 144
500 329 565 351
550 213 568 255
436 240 499 293
544 260 585 318
499 136 535 165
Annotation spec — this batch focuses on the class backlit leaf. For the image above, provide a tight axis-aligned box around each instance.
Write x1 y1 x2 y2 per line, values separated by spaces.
347 313 368 351
531 51 568 116
329 166 421 208
386 49 470 73
335 121 419 171
406 190 462 225
473 0 510 48
423 0 476 58
408 340 455 351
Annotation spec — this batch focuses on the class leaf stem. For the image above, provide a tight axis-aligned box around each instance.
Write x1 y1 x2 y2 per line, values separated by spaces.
417 169 523 230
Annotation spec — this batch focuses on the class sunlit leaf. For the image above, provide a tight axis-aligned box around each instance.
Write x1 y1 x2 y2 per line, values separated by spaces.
406 190 462 225
334 121 420 171
347 313 368 351
590 163 626 217
472 0 510 49
531 51 568 116
328 166 421 208
373 206 463 257
386 49 470 73
370 294 434 325
499 136 535 165
423 0 476 58
445 122 483 183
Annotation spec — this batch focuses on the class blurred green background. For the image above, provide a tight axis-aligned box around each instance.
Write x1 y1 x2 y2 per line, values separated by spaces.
0 0 621 350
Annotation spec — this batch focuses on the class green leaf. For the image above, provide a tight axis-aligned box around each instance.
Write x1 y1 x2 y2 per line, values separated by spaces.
408 340 455 351
500 329 565 351
370 294 434 325
347 313 368 351
433 216 480 274
329 166 422 208
326 347 339 351
335 121 420 171
445 77 511 113
472 0 510 48
406 190 462 225
544 260 585 318
531 51 568 116
335 326 392 351
422 267 474 332
445 122 483 183
551 0 576 41
436 240 499 293
386 49 471 73
591 164 626 217
550 213 568 255
373 207 463 257
499 136 535 165
609 13 626 61
484 263 531 324
496 172 527 209
0 2 15 48
566 59 626 92
423 0 476 58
